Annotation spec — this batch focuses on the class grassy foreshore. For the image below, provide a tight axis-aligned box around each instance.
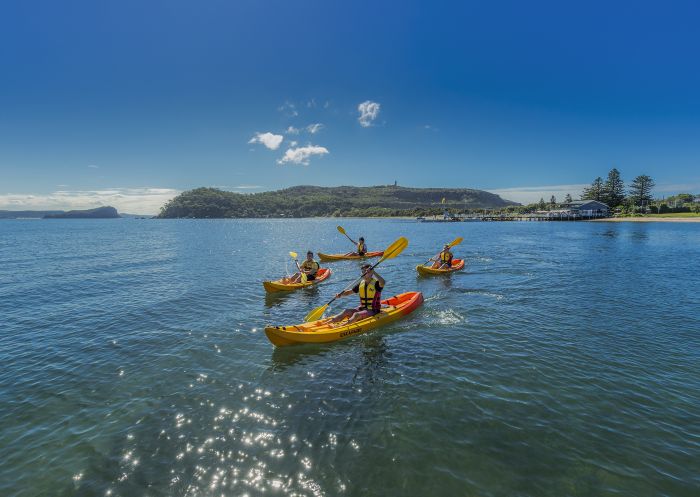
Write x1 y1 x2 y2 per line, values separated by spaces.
592 214 700 223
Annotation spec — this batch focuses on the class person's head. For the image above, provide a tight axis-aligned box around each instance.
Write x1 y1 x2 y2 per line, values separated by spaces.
359 237 364 243
306 251 313 260
361 263 373 280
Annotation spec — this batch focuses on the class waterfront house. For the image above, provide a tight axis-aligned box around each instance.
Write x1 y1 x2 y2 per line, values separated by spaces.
563 200 610 217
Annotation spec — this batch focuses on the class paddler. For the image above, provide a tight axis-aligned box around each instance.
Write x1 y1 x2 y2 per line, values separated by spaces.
344 236 367 257
431 243 453 269
287 251 320 283
330 264 385 325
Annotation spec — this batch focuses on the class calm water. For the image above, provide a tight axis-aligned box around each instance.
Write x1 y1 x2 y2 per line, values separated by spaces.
1 219 699 497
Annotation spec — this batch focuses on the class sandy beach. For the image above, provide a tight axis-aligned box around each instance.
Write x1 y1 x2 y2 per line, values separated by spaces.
591 217 700 223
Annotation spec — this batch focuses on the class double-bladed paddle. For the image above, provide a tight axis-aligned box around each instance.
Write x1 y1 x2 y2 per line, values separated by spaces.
304 236 408 322
423 236 463 266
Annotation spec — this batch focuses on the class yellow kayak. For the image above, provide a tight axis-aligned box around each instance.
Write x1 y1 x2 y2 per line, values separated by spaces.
263 268 331 293
416 258 465 275
264 292 424 346
317 251 384 262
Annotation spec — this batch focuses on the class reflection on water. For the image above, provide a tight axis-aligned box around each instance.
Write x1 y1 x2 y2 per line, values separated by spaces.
352 336 390 386
1 219 699 497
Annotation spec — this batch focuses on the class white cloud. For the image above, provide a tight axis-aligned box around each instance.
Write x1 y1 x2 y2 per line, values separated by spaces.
277 101 298 117
488 184 587 204
248 132 284 150
289 140 298 147
231 185 263 190
285 126 300 135
358 100 380 127
306 123 324 134
0 187 180 215
277 145 329 166
88 164 99 168
307 98 316 108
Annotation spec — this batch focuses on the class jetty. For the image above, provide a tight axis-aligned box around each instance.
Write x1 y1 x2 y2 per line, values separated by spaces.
418 200 611 222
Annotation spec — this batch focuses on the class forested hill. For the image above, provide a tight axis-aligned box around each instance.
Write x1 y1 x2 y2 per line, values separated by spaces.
158 185 519 218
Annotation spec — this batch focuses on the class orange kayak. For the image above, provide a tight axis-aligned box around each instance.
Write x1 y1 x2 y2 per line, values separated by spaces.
317 251 384 262
263 268 331 293
416 258 465 275
265 292 424 346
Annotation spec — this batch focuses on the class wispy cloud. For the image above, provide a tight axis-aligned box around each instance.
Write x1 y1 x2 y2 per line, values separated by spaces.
277 145 329 166
248 132 284 150
277 101 298 117
488 184 587 204
285 126 300 135
0 188 180 215
654 182 700 194
358 100 380 127
88 164 99 169
231 185 263 190
306 123 324 134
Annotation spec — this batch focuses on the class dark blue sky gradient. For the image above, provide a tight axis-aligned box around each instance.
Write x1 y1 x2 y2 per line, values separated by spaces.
1 0 699 206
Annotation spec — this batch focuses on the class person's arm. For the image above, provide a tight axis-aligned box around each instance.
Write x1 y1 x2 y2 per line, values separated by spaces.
335 288 355 299
372 270 385 287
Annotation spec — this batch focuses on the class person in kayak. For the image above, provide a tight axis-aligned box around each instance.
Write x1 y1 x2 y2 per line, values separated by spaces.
330 264 385 325
432 243 453 269
344 236 367 256
287 251 320 283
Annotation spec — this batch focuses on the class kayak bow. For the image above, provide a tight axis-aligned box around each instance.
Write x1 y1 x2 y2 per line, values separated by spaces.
265 291 423 346
263 268 331 293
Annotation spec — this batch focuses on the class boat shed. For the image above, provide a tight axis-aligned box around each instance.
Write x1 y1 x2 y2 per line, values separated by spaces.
563 200 610 217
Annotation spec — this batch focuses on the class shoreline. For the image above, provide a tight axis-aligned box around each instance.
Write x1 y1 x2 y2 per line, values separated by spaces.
590 217 700 223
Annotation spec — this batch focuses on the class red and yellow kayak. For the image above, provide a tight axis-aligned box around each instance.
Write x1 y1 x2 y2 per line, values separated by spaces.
317 251 384 262
263 268 331 293
416 258 465 275
264 291 424 346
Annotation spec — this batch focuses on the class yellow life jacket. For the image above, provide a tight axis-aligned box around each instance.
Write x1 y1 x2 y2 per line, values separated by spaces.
441 250 453 263
358 278 381 311
300 260 319 275
357 242 366 255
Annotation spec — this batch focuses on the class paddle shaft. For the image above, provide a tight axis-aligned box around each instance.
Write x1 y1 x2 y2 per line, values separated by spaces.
325 258 385 308
423 237 463 266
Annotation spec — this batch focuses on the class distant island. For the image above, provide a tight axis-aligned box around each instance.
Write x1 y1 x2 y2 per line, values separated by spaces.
44 206 120 219
0 206 121 219
157 185 519 218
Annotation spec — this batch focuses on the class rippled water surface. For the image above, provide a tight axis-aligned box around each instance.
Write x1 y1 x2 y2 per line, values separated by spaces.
1 219 699 496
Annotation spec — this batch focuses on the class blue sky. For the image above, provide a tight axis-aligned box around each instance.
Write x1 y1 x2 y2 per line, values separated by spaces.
1 0 699 212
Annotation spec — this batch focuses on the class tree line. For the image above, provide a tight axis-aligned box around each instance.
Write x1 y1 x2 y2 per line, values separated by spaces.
580 168 655 211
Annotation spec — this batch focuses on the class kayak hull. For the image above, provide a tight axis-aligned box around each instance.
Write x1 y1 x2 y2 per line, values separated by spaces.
264 291 424 346
317 251 384 262
416 258 465 275
263 268 331 293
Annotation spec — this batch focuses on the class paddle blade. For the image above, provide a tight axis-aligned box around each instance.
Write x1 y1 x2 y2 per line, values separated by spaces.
448 237 464 248
336 225 346 235
289 251 298 259
378 237 408 262
305 303 328 323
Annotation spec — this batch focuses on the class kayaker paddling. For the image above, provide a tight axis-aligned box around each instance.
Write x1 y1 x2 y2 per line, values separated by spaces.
431 244 453 269
285 251 320 283
344 236 367 257
330 264 385 326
